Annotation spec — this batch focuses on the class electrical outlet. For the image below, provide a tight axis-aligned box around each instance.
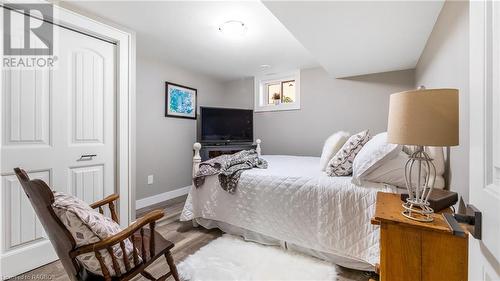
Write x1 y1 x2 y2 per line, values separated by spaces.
147 175 154 185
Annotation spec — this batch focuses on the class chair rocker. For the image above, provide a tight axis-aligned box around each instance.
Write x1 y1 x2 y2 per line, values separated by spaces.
14 168 180 281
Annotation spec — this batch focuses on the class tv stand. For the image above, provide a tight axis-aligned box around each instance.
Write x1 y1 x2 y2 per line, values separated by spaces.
199 142 257 161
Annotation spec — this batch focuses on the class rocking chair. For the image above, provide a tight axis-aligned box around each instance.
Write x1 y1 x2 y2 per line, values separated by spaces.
14 168 180 281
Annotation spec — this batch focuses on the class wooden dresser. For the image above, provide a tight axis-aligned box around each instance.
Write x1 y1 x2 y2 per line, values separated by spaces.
371 192 468 281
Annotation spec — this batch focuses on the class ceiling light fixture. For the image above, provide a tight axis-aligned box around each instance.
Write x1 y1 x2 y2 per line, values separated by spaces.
260 64 271 71
219 20 247 37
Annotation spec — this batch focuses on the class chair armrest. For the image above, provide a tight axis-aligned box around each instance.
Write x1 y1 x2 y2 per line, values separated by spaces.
90 194 120 223
90 194 119 209
70 209 165 257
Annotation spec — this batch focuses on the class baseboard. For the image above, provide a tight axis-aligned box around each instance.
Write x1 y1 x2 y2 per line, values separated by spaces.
0 239 57 277
136 185 191 209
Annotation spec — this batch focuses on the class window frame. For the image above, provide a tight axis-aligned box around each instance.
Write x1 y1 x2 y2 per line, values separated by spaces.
254 70 300 112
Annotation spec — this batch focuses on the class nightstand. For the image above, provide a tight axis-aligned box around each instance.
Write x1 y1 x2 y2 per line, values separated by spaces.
371 192 468 281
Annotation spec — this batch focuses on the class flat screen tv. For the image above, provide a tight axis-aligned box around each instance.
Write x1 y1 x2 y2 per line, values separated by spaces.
200 107 253 144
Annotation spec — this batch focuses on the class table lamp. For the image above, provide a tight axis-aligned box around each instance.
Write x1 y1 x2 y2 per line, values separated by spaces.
387 87 459 222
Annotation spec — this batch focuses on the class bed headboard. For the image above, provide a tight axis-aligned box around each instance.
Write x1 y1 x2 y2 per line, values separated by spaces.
193 142 202 177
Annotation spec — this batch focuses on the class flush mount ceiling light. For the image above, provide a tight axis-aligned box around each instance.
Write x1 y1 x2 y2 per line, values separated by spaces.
259 64 271 71
218 20 247 37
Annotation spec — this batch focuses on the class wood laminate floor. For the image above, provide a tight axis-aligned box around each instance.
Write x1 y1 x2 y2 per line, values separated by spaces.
11 199 376 281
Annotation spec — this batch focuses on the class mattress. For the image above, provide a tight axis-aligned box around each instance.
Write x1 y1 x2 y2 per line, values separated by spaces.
180 155 400 271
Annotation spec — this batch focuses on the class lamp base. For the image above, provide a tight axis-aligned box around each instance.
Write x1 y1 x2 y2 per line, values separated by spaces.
403 146 436 223
402 200 434 222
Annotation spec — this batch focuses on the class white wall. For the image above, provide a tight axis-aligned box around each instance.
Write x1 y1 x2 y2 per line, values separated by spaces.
415 0 469 202
227 68 415 156
136 57 228 200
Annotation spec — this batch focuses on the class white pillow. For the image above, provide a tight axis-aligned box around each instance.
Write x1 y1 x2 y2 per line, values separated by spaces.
402 146 446 189
319 131 350 171
425 146 445 189
361 152 410 188
326 130 371 176
352 132 401 185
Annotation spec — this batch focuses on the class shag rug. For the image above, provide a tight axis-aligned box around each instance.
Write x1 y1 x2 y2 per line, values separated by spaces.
177 235 338 280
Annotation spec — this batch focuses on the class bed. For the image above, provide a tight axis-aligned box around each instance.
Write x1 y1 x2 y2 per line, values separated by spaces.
180 140 404 271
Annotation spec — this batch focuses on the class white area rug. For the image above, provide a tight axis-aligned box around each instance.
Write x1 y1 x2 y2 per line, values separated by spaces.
178 235 338 280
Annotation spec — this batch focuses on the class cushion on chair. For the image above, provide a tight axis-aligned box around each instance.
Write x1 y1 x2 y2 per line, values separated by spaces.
77 229 175 281
52 192 140 276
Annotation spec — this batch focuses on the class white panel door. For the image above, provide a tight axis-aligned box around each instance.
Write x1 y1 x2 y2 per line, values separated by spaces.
469 1 500 280
1 13 116 276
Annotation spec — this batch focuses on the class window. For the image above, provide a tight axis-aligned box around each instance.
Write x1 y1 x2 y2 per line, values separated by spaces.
267 83 281 104
282 80 296 103
255 71 300 112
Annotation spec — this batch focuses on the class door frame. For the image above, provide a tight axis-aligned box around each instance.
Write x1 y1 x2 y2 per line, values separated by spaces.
0 3 136 277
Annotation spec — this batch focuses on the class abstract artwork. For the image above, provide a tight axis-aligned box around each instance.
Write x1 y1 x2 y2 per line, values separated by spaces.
165 82 197 119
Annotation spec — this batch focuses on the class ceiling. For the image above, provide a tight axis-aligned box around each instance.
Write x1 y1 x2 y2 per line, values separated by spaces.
62 1 443 80
62 1 318 81
263 0 444 78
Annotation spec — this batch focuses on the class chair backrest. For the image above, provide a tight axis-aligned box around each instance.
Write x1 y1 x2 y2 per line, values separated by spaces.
14 168 80 281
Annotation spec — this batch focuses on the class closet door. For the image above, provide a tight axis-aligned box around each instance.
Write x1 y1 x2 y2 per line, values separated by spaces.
1 14 116 277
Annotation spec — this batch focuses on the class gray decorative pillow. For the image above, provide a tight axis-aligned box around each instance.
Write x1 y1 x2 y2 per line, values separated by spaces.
53 192 140 276
326 130 371 176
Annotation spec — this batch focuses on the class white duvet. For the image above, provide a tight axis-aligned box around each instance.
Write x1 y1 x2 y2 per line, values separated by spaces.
181 155 399 270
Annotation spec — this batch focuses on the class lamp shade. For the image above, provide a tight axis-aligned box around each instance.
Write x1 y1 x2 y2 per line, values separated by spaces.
387 88 459 146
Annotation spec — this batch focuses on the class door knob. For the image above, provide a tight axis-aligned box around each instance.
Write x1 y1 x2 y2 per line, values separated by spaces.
443 204 482 239
78 154 97 161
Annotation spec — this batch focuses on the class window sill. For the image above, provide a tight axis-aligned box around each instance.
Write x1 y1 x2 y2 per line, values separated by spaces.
254 104 300 112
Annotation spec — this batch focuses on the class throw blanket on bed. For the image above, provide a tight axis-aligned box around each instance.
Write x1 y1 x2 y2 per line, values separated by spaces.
193 149 267 193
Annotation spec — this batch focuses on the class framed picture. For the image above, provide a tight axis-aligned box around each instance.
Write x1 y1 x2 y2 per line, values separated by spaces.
165 82 197 119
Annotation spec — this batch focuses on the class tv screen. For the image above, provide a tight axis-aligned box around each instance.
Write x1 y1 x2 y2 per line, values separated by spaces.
201 107 253 143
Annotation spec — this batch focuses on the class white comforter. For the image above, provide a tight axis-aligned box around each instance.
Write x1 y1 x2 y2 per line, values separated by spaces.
181 155 398 270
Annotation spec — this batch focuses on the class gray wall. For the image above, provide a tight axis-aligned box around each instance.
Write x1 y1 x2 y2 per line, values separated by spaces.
242 68 415 156
136 57 229 200
136 3 469 201
220 78 255 109
415 0 469 202
136 64 414 200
